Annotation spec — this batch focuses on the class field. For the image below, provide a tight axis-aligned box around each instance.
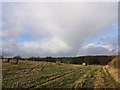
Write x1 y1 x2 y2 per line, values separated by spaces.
2 60 120 89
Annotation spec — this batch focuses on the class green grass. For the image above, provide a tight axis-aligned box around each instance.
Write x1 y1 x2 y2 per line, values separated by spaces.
2 61 120 88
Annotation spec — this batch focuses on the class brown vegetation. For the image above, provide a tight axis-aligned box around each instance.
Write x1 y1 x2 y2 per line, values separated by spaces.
106 56 120 84
108 56 120 69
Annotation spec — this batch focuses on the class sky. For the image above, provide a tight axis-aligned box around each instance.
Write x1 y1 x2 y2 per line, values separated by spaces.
1 2 118 57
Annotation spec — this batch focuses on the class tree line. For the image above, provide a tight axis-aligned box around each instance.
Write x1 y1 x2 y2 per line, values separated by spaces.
1 55 116 65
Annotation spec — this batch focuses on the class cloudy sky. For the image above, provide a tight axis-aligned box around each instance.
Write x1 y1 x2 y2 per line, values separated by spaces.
1 2 118 57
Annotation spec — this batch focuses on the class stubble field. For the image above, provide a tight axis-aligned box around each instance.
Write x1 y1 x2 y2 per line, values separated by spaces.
2 60 120 89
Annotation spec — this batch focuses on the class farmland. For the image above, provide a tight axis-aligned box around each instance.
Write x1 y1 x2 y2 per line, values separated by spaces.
2 60 120 89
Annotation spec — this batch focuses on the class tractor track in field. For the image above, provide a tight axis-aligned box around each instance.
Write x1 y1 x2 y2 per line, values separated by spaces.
16 66 80 88
55 66 92 88
3 63 44 88
70 67 96 88
28 67 82 88
3 62 120 89
80 67 98 88
45 67 91 88
93 67 106 88
101 67 120 88
26 67 89 88
4 63 42 80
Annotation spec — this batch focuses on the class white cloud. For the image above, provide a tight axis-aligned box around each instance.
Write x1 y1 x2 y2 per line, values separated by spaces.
2 2 118 57
18 37 71 57
77 43 118 56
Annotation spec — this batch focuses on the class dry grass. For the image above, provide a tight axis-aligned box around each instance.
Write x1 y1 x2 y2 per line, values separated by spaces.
108 56 120 69
105 65 120 84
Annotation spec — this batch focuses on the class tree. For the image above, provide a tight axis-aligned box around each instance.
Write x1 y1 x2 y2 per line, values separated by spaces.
1 56 4 59
7 58 10 63
0 56 4 59
13 55 22 64
13 55 22 60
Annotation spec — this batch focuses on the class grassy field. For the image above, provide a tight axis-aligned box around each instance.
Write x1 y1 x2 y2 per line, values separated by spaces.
2 60 120 89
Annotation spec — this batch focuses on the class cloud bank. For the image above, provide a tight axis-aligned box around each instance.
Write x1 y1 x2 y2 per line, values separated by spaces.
2 2 118 57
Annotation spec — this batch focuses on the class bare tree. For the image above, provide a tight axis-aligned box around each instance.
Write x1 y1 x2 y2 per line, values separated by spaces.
13 55 22 64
